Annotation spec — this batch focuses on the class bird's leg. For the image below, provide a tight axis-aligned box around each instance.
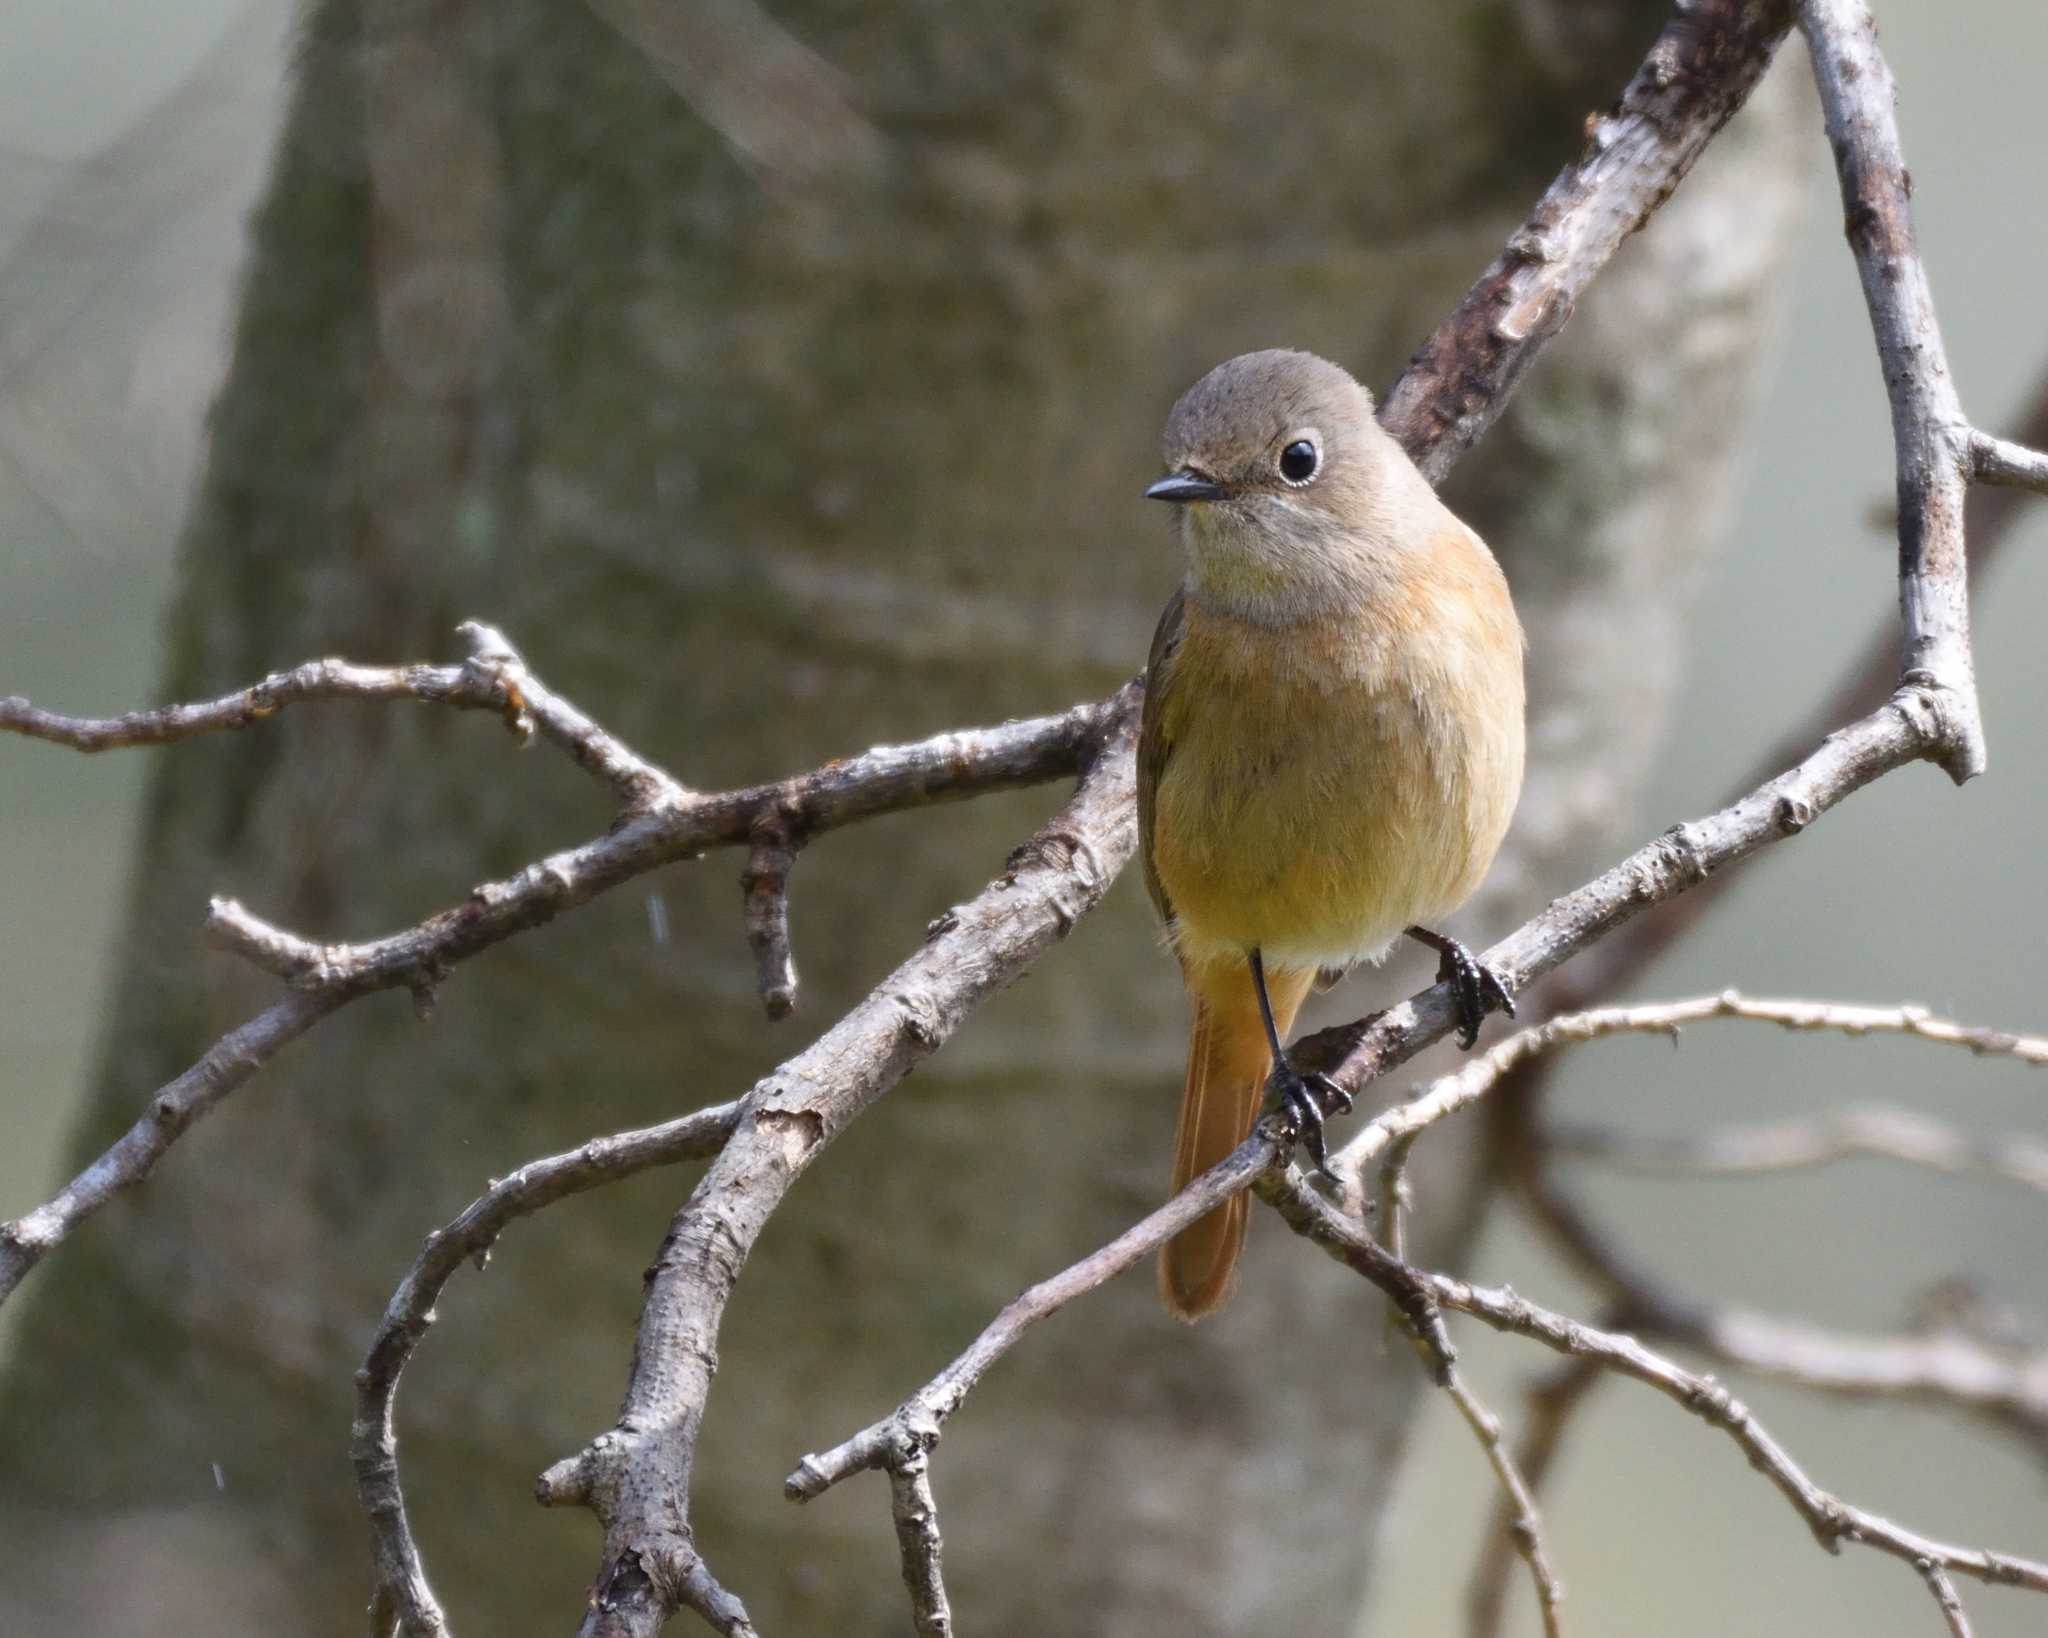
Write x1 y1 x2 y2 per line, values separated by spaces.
1249 948 1352 1177
1404 926 1515 1049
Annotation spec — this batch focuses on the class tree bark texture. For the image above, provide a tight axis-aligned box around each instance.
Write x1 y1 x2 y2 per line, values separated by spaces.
0 3 1806 1632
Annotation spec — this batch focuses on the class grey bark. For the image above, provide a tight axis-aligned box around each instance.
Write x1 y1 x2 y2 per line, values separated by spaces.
0 4 1806 1634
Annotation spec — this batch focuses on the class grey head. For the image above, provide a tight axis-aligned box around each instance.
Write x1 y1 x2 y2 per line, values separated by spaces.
1145 349 1422 623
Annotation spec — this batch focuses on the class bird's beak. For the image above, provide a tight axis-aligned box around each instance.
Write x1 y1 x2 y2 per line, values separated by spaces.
1143 470 1223 504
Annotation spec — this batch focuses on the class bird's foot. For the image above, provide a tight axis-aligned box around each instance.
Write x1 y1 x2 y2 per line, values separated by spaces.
1406 927 1515 1049
1269 1058 1354 1180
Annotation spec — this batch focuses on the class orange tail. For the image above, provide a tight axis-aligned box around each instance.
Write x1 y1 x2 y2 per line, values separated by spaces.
1159 958 1314 1320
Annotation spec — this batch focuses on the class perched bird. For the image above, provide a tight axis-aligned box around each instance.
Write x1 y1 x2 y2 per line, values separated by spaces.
1138 349 1525 1320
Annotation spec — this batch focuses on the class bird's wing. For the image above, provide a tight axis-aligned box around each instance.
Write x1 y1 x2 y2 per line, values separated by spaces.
1137 585 1186 929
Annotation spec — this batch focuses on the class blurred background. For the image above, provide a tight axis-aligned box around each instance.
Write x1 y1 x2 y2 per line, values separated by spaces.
1 1 2043 1634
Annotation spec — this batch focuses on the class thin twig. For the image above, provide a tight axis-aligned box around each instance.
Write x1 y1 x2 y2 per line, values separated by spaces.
1918 1559 1976 1638
1338 989 2048 1188
1796 0 2048 782
1468 1357 1605 1638
887 1447 953 1638
0 621 682 811
1970 431 2048 496
1267 1175 2048 1603
739 814 801 1019
0 991 343 1303
1550 1107 2048 1193
1519 1174 2048 1460
1379 1136 1566 1632
786 1136 1282 1501
1438 1372 1567 1638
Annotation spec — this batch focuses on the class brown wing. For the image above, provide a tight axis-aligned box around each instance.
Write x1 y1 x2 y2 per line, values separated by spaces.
1136 585 1187 929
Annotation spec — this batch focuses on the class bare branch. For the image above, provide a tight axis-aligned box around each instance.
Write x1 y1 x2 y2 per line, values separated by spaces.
1468 1357 1605 1638
886 1447 953 1638
1970 430 2048 496
551 701 1142 1637
739 814 801 1020
0 679 1132 1312
1509 361 2048 1048
355 1099 743 1638
1267 1175 2048 1603
0 991 342 1305
1438 1372 1567 1638
0 620 683 810
1799 0 2000 780
1381 1135 1566 1631
1293 689 1963 1105
1520 1175 2048 1459
1919 1560 1976 1638
1382 0 1796 479
1551 1107 2048 1194
786 1134 1280 1504
1337 988 2048 1189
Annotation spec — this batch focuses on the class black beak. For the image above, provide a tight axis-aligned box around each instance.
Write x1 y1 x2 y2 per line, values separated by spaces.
1143 470 1223 504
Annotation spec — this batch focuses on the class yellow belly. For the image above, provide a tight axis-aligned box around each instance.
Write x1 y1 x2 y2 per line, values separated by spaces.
1149 597 1521 971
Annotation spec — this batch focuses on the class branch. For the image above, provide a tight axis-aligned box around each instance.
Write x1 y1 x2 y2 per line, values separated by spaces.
1438 1371 1566 1638
354 1098 743 1638
1522 1172 2048 1462
1970 431 2048 496
739 812 801 1020
1550 1106 2048 1194
786 1135 1280 1505
1468 1356 1604 1638
1920 1560 1976 1638
1267 1175 2048 1610
539 701 1141 1638
0 621 682 811
1338 987 2048 1191
0 991 342 1303
1291 687 1960 1105
1381 0 1796 479
0 672 1132 1310
1349 990 2048 1454
1796 0 2048 782
1377 1127 1568 1633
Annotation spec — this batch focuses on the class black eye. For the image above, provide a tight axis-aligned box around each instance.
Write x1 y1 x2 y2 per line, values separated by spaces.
1279 440 1318 483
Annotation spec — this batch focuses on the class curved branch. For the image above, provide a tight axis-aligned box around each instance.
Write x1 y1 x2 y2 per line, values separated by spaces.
354 1098 744 1638
543 695 1141 1637
1797 0 2036 781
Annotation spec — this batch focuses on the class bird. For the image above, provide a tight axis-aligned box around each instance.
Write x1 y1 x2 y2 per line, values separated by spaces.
1137 349 1525 1320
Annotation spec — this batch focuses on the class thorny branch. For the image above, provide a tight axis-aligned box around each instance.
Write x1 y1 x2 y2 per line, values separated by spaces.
5 0 2048 1632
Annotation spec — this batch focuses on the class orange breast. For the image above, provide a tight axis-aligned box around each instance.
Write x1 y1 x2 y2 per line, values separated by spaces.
1149 546 1522 971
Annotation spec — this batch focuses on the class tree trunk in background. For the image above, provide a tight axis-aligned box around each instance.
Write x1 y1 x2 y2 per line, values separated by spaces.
0 4 1806 1633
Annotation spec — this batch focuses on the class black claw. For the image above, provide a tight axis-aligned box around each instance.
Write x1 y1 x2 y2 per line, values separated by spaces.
1270 1063 1350 1179
1407 927 1516 1049
1246 948 1353 1180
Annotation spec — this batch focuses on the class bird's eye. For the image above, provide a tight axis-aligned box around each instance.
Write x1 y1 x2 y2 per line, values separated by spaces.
1279 440 1319 483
